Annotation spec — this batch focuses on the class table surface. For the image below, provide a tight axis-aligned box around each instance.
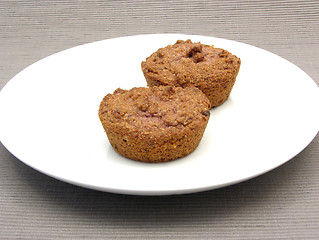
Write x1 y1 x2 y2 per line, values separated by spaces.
1 0 318 239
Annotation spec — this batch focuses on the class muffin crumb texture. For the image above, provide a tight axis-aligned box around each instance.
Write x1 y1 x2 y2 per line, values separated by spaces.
99 86 211 163
141 39 241 107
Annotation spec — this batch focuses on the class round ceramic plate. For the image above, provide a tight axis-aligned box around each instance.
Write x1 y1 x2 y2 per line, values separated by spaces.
0 34 319 195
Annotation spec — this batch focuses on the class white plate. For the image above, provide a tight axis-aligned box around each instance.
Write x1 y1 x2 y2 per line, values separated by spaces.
1 34 319 195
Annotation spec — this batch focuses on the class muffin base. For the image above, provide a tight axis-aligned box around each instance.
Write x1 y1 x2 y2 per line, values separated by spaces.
103 124 207 163
143 74 237 108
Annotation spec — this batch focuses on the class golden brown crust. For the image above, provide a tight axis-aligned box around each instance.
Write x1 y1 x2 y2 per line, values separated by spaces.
98 86 211 163
141 39 241 108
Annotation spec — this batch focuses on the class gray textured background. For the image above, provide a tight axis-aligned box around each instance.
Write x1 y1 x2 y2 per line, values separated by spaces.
1 0 318 239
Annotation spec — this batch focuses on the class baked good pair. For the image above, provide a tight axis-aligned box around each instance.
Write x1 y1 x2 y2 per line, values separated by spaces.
99 39 240 163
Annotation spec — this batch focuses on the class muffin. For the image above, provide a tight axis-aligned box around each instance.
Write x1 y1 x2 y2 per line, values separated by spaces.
141 39 241 108
98 86 211 163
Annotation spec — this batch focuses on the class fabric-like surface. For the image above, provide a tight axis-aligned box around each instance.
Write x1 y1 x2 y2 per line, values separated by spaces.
1 0 318 239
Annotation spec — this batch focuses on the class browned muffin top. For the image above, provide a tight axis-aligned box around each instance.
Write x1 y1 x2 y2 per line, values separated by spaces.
141 39 241 87
98 86 211 138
